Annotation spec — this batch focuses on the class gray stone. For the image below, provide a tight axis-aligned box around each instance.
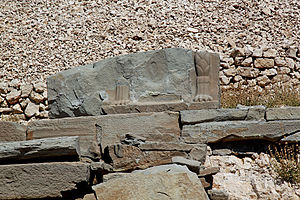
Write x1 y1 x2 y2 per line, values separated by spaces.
172 156 201 173
181 109 248 124
0 121 26 142
91 161 113 173
94 164 209 200
208 189 229 200
236 105 266 121
182 120 300 143
20 84 33 98
25 102 39 118
33 82 46 93
48 48 220 118
189 144 207 164
0 136 80 162
213 149 232 156
27 112 180 158
106 144 186 171
280 132 300 143
266 107 300 121
0 162 90 199
138 142 196 151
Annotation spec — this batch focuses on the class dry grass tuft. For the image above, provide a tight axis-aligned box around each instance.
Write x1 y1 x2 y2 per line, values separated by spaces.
221 85 300 108
268 143 300 184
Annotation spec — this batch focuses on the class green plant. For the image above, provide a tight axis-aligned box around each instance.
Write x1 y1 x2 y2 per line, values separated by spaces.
268 143 300 184
221 85 300 108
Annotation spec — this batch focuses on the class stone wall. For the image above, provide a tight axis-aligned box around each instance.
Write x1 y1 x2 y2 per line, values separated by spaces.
0 107 299 199
0 46 299 122
220 46 300 90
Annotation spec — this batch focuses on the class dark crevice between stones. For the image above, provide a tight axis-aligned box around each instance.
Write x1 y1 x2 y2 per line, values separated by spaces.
209 139 274 158
0 155 79 165
178 111 183 135
60 180 94 200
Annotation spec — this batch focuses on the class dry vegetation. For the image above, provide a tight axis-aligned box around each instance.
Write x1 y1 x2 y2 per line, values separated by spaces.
268 143 300 184
221 85 300 108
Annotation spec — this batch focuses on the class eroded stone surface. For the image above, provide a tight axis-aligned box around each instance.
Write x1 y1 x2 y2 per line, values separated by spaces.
266 107 300 121
48 48 220 118
0 121 26 142
0 136 80 162
182 120 300 143
0 162 90 199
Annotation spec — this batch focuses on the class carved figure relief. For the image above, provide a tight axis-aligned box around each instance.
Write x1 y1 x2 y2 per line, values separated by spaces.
194 51 213 102
114 85 130 105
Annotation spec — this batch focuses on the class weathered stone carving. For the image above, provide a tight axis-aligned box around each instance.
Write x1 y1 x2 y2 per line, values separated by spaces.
47 48 220 118
194 51 213 102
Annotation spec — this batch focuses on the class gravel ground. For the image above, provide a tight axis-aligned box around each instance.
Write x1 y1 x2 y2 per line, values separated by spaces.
0 0 299 83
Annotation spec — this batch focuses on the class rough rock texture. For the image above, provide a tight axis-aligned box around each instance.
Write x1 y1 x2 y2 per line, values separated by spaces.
106 144 186 171
206 154 300 200
266 107 300 121
47 48 220 118
0 121 26 142
182 120 300 143
0 162 90 199
0 136 80 162
27 112 180 158
93 164 209 200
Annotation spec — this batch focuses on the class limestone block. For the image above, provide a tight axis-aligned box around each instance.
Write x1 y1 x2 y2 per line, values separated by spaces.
93 164 209 200
33 82 47 93
106 144 186 171
286 47 298 58
254 58 274 68
237 67 259 78
30 91 44 104
256 75 271 87
0 136 80 162
0 121 26 142
182 120 300 143
266 107 300 121
181 109 248 124
25 102 39 117
252 49 262 57
6 89 21 104
47 48 220 118
12 103 22 114
263 49 277 58
27 112 180 158
0 162 90 199
20 84 33 98
285 57 295 69
172 156 201 173
241 57 253 67
274 57 285 66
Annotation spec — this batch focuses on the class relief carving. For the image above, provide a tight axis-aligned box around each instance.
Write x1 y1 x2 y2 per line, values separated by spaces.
194 51 213 102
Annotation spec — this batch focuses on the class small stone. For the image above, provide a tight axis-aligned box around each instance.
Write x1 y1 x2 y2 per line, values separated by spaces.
20 98 31 109
285 57 295 69
37 110 48 118
6 89 21 104
33 82 46 93
252 49 262 57
0 107 13 114
199 167 220 176
187 27 198 33
20 84 33 98
9 79 21 89
220 76 231 85
256 75 271 87
261 69 277 76
223 68 236 76
0 96 3 104
241 57 252 67
39 103 46 111
237 67 260 78
208 189 229 200
189 145 207 164
171 156 201 173
286 47 297 58
278 67 291 74
244 45 253 57
254 58 274 68
272 74 290 83
263 49 277 58
234 57 244 65
30 91 44 104
12 104 23 114
230 48 245 57
247 79 257 87
25 102 39 118
0 82 9 94
294 72 300 80
233 75 243 82
0 100 8 108
262 7 271 15
274 57 285 67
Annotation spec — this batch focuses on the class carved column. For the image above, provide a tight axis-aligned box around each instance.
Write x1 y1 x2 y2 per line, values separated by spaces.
194 51 213 102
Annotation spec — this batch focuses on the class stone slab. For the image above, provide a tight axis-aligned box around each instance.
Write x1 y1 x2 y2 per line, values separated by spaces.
266 107 300 121
280 132 300 143
93 168 209 200
0 121 26 142
0 136 80 163
102 101 219 114
138 142 196 151
106 144 186 171
0 162 90 199
48 48 220 118
182 120 300 143
172 156 201 173
27 112 180 157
